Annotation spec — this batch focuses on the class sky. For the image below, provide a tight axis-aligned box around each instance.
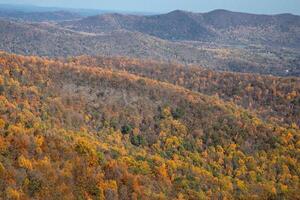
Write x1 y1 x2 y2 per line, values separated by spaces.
1 0 300 15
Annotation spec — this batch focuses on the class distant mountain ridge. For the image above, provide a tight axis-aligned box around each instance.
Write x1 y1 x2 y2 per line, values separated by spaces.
0 10 82 22
202 9 300 28
60 9 300 48
0 4 158 18
0 9 300 76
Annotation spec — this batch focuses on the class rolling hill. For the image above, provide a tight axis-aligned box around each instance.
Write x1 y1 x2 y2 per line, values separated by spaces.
0 16 299 76
60 10 215 41
60 9 300 48
66 55 300 127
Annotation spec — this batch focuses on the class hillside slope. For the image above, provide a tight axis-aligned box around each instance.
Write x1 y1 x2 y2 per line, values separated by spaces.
0 19 209 58
61 9 300 48
0 18 299 76
60 10 215 41
0 52 299 199
66 55 300 127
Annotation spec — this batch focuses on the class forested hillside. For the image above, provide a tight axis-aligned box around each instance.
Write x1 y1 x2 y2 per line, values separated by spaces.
61 9 300 48
66 55 300 127
0 52 299 199
0 9 300 76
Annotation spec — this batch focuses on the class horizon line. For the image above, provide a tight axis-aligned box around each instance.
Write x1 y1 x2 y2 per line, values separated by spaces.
0 3 299 16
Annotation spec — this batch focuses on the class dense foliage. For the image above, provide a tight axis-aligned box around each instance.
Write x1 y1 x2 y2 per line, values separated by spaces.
0 52 299 199
67 55 300 127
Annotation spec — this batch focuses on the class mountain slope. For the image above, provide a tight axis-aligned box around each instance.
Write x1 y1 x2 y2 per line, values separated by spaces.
66 55 300 127
61 10 215 41
202 9 300 28
0 8 300 77
0 19 202 58
60 9 300 48
0 18 299 77
0 51 299 199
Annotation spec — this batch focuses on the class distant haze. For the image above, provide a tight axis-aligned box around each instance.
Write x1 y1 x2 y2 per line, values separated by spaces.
1 0 300 15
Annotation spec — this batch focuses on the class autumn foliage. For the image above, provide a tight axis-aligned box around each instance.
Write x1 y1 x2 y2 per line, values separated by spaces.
67 55 300 127
0 52 299 199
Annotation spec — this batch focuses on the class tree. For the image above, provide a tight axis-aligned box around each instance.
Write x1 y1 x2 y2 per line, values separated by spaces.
130 135 145 146
121 124 132 135
18 155 33 171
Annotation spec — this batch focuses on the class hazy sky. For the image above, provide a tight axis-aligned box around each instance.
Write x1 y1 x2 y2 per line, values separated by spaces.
1 0 300 14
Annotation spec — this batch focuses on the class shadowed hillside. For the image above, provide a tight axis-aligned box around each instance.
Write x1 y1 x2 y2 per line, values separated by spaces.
60 10 215 41
61 9 300 48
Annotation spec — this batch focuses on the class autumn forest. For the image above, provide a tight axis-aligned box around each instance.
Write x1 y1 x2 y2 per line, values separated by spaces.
0 51 298 199
0 3 300 200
